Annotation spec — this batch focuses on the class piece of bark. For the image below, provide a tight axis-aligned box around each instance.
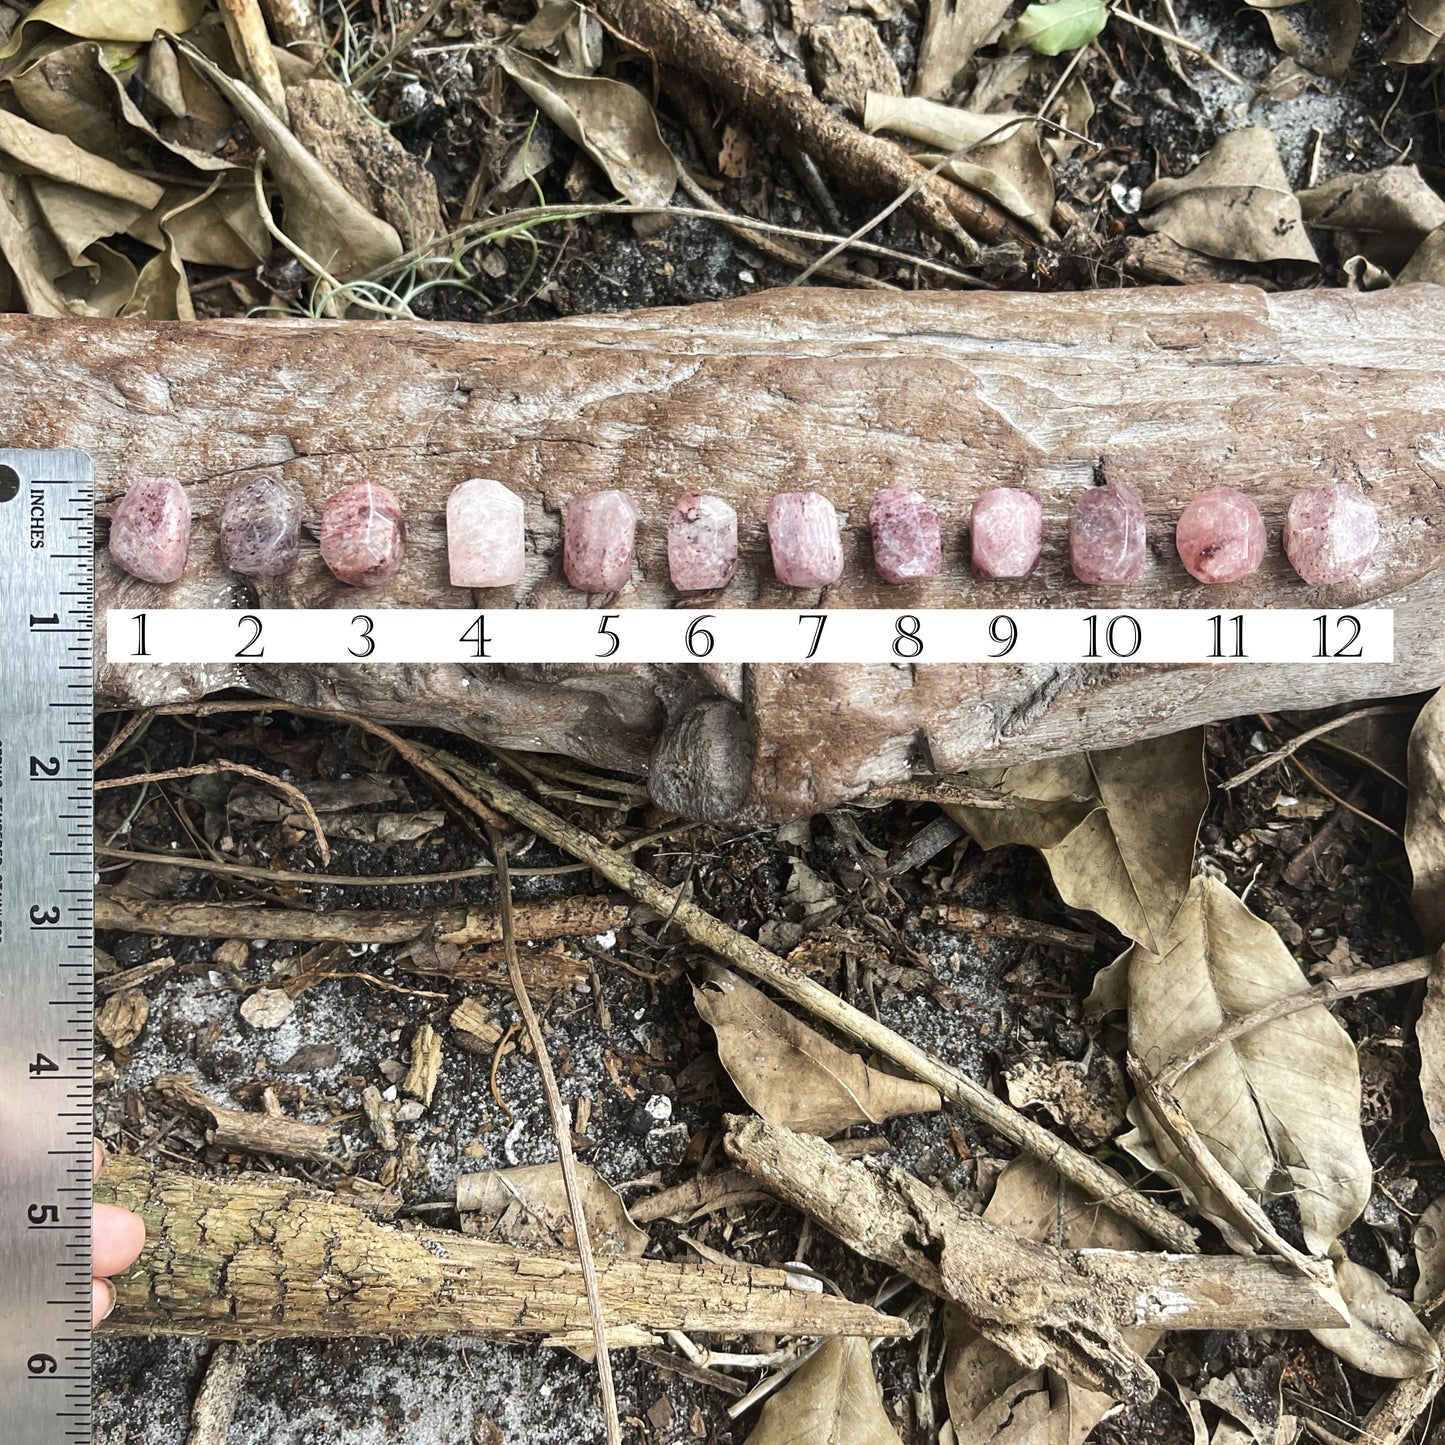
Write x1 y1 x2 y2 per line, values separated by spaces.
185 1343 250 1445
4 285 1438 817
724 1115 1348 1399
154 1073 339 1166
95 1154 909 1343
96 892 639 949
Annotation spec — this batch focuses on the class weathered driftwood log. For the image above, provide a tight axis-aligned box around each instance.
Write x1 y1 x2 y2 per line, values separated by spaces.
95 1155 908 1345
4 285 1441 817
723 1115 1349 1402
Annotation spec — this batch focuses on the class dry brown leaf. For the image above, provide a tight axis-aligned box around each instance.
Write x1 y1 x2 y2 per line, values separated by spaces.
1297 165 1445 273
497 49 677 208
456 1161 648 1256
1406 688 1445 948
949 730 1207 954
28 177 144 264
1399 224 1445 284
1412 1193 1445 1305
177 40 403 282
694 965 942 1136
863 93 1055 236
1311 1255 1441 1378
1123 874 1371 1255
944 1156 1154 1445
1198 1363 1284 1445
96 987 149 1049
745 1336 901 1445
0 107 162 208
1245 0 1360 77
0 0 206 62
1417 949 1445 1158
130 184 268 268
0 168 80 315
1140 128 1318 265
913 0 1012 99
12 41 234 174
1388 0 1445 61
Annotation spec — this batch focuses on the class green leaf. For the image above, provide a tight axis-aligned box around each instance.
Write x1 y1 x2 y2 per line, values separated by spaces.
1002 0 1108 54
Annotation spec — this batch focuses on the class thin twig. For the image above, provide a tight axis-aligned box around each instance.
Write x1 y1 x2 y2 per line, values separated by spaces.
1221 704 1414 790
1126 1056 1332 1285
415 741 1197 1251
350 0 448 87
96 762 331 865
1153 954 1433 1090
1288 752 1402 841
96 709 156 772
487 822 622 1445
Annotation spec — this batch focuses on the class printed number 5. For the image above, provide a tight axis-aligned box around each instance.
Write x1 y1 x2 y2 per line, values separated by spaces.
596 614 621 658
349 614 375 658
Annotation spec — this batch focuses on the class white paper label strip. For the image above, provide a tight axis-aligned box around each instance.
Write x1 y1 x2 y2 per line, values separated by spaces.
108 608 1394 666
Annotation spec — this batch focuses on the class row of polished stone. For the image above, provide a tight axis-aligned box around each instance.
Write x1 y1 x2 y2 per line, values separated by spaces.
106 474 1382 591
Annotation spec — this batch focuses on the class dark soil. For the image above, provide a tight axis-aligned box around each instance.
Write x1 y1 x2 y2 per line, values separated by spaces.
93 700 1436 1444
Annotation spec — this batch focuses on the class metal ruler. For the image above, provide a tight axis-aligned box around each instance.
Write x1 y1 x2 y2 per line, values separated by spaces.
0 450 95 1444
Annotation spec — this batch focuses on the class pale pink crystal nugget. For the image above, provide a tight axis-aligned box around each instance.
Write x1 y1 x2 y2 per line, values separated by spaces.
767 492 844 588
1283 483 1379 584
563 489 639 592
319 480 407 587
1069 482 1147 584
668 493 738 590
447 478 526 588
109 476 191 584
970 488 1042 580
1175 488 1266 583
869 486 941 584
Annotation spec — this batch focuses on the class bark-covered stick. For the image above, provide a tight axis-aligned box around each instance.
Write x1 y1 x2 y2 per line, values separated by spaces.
95 1156 909 1343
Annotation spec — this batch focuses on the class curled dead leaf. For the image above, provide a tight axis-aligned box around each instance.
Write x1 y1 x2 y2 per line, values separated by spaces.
745 1336 901 1445
1297 165 1445 273
456 1162 649 1256
948 730 1207 954
694 965 941 1136
1246 0 1360 77
1311 1255 1441 1378
177 40 403 282
864 93 1056 236
1140 128 1318 265
1416 949 1445 1159
1123 874 1371 1255
1406 688 1445 948
0 0 207 63
497 49 677 208
1399 224 1445 285
913 0 1012 100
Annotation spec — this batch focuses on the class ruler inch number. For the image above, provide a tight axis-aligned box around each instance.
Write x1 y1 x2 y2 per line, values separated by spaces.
0 449 95 1445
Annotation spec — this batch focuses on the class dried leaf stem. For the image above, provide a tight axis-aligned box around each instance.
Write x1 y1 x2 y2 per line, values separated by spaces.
1152 953 1433 1091
487 821 622 1445
1221 704 1415 790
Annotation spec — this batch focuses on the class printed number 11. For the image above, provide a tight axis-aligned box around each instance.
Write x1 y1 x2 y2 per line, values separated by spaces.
1208 613 1245 658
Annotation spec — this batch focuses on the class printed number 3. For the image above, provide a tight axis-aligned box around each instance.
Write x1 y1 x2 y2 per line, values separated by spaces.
350 614 375 658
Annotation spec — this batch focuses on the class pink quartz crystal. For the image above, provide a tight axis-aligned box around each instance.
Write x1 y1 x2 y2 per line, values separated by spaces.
668 493 737 590
108 476 191 584
319 480 406 587
970 487 1042 580
563 489 639 592
869 486 941 584
767 492 844 588
447 478 525 588
1069 482 1148 585
1283 483 1380 585
1175 488 1267 583
220 476 301 578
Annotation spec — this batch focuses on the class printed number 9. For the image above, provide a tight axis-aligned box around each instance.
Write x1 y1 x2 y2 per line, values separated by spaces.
988 615 1017 657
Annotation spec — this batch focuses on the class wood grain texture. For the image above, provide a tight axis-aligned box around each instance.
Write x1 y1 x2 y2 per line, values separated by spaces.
4 284 1441 816
96 1155 909 1343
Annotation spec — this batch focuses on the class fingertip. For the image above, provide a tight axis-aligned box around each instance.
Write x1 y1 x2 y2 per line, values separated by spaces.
91 1277 115 1329
93 1203 147 1277
92 1139 104 1180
